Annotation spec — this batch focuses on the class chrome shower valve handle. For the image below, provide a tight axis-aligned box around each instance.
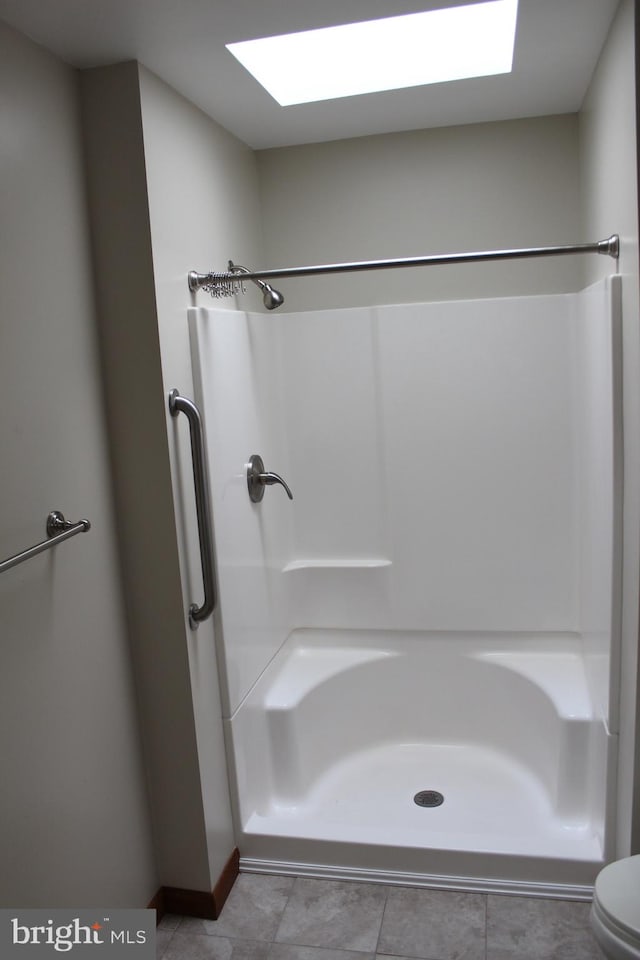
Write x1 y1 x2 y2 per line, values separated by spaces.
247 454 293 502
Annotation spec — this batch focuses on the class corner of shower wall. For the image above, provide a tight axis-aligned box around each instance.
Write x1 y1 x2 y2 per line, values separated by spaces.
575 275 623 734
573 274 623 860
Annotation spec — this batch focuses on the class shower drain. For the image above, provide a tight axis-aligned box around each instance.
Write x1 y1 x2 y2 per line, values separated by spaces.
414 790 444 808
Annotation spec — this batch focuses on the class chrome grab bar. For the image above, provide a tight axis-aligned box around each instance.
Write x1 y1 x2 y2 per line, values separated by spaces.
0 511 91 574
168 389 216 629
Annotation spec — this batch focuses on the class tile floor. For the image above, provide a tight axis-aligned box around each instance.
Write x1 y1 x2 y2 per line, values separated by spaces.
156 873 606 960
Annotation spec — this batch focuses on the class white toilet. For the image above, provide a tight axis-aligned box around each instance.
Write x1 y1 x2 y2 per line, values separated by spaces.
591 855 640 959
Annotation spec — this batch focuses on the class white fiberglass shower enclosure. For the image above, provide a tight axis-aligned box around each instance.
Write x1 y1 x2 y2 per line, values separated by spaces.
187 273 621 898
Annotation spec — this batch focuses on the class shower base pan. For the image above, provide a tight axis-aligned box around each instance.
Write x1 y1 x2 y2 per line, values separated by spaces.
228 630 614 898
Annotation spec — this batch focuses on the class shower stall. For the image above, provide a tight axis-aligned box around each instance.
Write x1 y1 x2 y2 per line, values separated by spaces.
180 242 622 899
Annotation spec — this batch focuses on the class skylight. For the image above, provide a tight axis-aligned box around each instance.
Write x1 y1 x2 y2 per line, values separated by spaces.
226 0 519 107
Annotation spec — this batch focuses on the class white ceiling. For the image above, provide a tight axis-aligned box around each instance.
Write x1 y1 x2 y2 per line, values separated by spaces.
0 0 620 149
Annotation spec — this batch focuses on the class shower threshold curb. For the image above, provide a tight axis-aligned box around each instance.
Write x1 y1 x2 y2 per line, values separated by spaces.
239 856 595 901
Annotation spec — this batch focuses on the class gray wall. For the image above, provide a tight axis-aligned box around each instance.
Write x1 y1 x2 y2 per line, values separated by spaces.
256 114 583 313
0 22 157 906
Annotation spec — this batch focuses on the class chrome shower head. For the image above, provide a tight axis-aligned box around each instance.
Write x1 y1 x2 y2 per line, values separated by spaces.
228 262 285 310
261 283 285 310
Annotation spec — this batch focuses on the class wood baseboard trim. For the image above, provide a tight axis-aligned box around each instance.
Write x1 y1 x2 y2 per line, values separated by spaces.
147 888 164 917
213 846 240 915
149 847 240 923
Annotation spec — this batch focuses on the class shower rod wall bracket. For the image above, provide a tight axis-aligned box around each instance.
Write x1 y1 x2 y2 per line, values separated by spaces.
602 234 620 258
188 270 245 299
188 263 284 309
187 235 620 301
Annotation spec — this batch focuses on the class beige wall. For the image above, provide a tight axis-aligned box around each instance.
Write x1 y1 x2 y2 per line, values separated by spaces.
256 114 584 313
579 0 640 856
0 23 157 906
80 63 216 893
79 61 266 891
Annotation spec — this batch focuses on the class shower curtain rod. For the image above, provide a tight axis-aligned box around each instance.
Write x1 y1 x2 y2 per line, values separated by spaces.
188 234 619 297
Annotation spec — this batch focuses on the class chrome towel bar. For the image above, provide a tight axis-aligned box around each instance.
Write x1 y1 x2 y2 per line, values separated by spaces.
0 511 91 574
168 389 216 629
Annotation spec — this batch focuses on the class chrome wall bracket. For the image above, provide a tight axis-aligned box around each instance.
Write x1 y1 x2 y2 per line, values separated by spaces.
46 510 81 537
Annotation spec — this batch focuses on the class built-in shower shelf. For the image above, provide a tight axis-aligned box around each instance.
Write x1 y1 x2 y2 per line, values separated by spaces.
282 558 392 572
